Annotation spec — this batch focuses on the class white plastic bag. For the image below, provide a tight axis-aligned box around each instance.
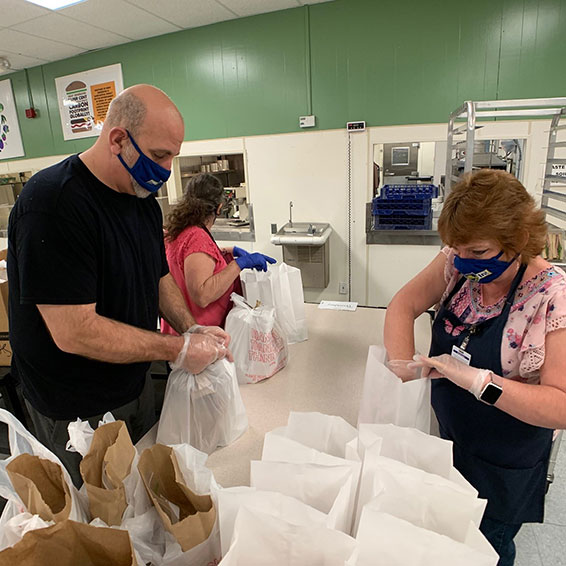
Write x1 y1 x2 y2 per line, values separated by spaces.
221 507 358 566
240 262 307 344
156 358 248 454
355 507 498 566
358 345 431 433
225 293 288 384
0 409 89 550
216 486 328 557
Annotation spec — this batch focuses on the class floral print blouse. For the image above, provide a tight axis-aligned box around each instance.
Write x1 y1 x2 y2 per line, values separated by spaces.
439 247 566 383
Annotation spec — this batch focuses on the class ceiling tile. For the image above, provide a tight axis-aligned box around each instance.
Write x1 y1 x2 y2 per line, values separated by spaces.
127 0 238 28
60 0 181 40
0 29 83 61
219 0 299 17
12 13 130 50
0 0 51 27
0 49 48 71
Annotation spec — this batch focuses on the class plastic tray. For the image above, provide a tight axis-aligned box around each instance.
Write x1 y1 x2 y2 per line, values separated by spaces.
381 184 438 200
372 212 432 230
372 198 431 216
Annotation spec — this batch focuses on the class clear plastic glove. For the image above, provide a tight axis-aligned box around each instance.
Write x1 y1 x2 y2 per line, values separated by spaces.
235 252 276 272
171 332 231 374
387 359 422 382
409 354 491 398
233 246 250 258
189 324 232 351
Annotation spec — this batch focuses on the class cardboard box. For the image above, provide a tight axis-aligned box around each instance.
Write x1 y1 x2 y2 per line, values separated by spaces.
0 248 11 365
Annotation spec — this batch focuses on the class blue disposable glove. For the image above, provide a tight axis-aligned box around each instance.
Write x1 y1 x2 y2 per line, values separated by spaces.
233 246 250 258
235 252 277 272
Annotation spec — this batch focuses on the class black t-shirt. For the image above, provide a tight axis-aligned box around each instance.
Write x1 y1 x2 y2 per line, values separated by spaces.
7 155 169 419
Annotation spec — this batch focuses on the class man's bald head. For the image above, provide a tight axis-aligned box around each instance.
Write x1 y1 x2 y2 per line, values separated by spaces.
103 84 184 137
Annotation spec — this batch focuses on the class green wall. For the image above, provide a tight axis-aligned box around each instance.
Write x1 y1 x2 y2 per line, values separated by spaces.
3 0 566 161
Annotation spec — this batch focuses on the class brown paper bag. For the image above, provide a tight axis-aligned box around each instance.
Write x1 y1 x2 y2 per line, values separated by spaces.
6 453 72 522
138 444 216 552
80 420 136 526
0 519 137 566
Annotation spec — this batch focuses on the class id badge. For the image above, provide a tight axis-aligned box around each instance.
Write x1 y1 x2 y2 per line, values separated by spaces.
451 345 471 365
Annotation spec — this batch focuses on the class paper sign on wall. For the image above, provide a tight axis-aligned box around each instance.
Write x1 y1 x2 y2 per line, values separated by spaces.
55 64 123 141
0 79 25 160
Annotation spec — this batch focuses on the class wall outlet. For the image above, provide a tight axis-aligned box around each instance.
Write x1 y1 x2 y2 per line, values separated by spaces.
339 281 348 295
299 115 316 128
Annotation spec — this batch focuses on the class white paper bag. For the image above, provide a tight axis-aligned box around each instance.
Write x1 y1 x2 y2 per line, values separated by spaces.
224 293 288 384
250 459 357 534
355 508 498 566
358 345 431 433
241 262 307 344
285 411 358 458
221 507 358 566
353 451 486 539
216 486 328 557
357 423 456 480
156 359 248 454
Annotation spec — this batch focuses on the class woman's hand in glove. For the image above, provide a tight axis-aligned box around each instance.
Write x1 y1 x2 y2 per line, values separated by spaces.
232 246 250 258
409 354 492 398
387 359 422 382
235 252 276 272
171 332 232 374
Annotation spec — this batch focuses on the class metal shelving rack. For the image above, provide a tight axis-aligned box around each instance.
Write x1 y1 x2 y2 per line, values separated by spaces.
541 107 566 227
445 97 566 194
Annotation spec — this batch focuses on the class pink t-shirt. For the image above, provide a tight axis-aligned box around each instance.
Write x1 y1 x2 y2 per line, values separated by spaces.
161 226 235 334
439 247 566 383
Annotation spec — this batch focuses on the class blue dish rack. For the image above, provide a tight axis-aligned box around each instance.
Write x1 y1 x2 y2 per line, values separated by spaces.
372 184 437 230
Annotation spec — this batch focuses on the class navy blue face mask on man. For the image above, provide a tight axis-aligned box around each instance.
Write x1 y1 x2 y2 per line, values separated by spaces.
453 250 518 284
117 130 171 193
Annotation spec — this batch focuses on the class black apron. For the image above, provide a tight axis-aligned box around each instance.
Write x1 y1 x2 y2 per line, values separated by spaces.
430 264 553 524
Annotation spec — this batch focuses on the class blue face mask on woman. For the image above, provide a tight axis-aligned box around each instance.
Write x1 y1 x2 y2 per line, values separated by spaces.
117 130 171 193
453 250 518 284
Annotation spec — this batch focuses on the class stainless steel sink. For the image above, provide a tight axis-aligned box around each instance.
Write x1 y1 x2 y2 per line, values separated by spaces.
279 222 329 236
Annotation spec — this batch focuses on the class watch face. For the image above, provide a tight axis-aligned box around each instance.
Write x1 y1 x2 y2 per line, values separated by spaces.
481 382 503 405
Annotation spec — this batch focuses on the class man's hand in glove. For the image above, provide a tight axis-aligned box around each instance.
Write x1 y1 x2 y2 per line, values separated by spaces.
171 332 231 374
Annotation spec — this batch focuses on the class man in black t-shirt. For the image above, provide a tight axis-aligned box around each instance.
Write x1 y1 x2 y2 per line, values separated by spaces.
7 85 231 486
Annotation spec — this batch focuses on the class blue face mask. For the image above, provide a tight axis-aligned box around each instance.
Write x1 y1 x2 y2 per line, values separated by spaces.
117 130 171 193
454 250 517 284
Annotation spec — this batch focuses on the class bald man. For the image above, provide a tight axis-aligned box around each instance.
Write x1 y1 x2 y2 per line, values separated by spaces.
7 85 230 485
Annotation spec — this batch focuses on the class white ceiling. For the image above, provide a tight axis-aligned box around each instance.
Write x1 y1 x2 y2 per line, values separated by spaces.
0 0 332 71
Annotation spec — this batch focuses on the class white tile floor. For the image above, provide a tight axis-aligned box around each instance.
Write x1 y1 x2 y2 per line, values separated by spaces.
515 436 566 566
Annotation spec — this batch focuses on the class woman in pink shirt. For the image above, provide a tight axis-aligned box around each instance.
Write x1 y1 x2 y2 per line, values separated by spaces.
161 173 275 333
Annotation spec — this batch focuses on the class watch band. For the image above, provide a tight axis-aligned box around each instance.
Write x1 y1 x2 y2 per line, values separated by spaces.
479 375 503 405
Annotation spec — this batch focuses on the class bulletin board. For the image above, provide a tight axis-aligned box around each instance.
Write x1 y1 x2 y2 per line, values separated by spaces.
0 79 25 160
55 63 124 141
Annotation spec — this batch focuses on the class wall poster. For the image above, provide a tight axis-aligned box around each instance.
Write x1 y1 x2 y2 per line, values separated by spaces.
55 63 124 141
0 79 25 160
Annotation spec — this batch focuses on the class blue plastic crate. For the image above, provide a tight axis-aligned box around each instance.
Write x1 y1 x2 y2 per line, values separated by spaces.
381 184 438 200
372 212 432 230
372 198 431 216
